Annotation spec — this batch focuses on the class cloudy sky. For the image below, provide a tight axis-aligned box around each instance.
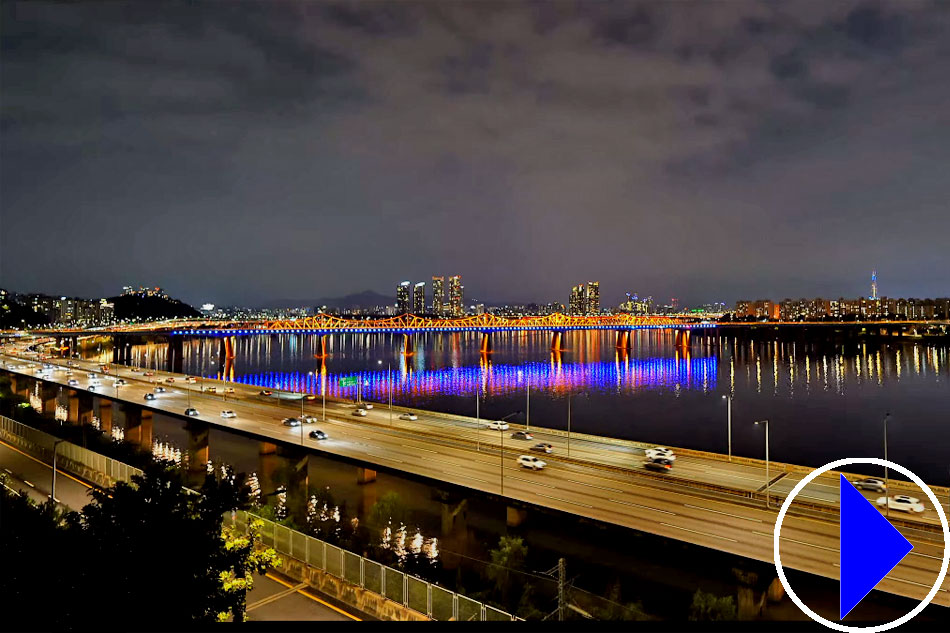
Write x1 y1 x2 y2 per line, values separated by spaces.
2 0 948 308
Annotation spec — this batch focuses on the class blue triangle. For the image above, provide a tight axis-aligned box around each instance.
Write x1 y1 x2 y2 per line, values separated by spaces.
840 474 913 619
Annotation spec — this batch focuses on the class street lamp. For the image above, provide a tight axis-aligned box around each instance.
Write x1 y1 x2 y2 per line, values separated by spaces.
722 394 733 461
51 439 65 504
754 419 770 509
476 382 481 451
498 411 522 496
883 412 891 518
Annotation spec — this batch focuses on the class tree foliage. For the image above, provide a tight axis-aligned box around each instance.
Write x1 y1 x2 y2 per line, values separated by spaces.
689 589 738 621
0 463 279 629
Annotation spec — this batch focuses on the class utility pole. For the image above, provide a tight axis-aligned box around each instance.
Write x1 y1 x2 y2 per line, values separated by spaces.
558 558 566 622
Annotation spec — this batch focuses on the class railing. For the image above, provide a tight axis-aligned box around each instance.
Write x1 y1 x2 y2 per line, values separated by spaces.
0 415 143 489
223 510 517 621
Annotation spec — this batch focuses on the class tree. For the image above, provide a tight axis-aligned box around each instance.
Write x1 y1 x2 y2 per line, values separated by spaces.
218 518 282 622
486 536 528 608
590 580 650 621
367 491 407 530
0 463 280 628
689 589 737 621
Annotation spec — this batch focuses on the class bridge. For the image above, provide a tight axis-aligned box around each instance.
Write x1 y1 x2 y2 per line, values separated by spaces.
1 338 947 609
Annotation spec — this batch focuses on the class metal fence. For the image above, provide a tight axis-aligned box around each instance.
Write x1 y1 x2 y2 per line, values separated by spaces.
0 414 143 488
223 509 517 621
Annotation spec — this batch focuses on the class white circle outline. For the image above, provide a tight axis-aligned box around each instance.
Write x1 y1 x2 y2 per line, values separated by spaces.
774 458 949 632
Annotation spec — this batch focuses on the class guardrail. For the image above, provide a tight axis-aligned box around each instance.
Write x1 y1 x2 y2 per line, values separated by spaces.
224 510 517 621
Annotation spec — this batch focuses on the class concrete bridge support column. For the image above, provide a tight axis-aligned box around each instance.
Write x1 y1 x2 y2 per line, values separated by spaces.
76 392 94 426
93 397 113 435
185 420 210 487
675 329 691 348
551 331 565 352
615 330 630 350
506 505 527 527
124 407 153 450
733 568 763 620
402 333 415 356
259 442 310 522
313 335 327 359
67 390 80 424
40 382 58 417
479 332 492 354
356 467 377 485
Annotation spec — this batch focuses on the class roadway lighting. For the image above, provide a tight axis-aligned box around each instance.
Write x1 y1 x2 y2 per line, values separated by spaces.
51 439 65 504
754 419 770 509
883 412 891 519
722 394 733 461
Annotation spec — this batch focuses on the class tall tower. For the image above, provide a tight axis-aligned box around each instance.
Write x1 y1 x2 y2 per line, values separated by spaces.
431 276 445 316
870 270 878 300
585 281 600 315
449 275 463 316
396 281 411 314
413 281 426 314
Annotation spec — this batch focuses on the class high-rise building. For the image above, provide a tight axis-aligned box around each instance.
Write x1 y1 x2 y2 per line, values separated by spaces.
870 270 878 300
569 284 585 315
396 281 411 314
431 276 445 315
449 275 463 316
413 282 426 314
586 281 600 315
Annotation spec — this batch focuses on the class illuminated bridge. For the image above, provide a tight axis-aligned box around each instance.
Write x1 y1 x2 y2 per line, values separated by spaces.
168 313 712 336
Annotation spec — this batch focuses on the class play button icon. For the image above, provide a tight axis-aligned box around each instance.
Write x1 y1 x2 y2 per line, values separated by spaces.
839 474 914 619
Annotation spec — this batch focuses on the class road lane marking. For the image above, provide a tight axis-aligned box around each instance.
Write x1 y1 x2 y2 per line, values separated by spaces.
683 503 764 522
23 480 34 487
264 572 362 621
610 499 676 515
564 479 625 494
660 523 738 543
508 476 556 489
536 493 593 509
438 471 493 485
402 444 438 454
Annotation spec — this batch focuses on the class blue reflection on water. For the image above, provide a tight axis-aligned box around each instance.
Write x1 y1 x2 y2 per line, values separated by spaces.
225 356 718 400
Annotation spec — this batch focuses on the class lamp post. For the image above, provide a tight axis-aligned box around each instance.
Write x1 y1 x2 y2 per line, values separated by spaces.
567 392 571 457
722 394 733 461
526 373 530 432
883 412 890 519
51 439 65 504
754 419 770 509
476 382 480 452
498 411 521 496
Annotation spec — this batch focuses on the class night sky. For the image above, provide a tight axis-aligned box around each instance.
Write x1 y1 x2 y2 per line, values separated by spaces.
2 1 948 308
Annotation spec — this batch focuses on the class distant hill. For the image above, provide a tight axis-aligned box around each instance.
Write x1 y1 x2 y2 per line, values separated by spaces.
108 294 201 321
0 297 50 328
263 291 395 310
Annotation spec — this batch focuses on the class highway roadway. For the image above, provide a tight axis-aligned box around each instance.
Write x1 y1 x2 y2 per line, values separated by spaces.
1 342 948 609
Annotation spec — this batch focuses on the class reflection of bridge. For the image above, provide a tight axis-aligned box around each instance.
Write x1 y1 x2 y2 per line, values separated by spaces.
170 313 710 335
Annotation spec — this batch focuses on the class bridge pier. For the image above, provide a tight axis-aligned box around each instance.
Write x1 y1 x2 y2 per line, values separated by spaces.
479 332 492 354
506 505 527 527
356 467 377 485
615 330 630 350
123 407 153 449
93 397 113 435
313 334 327 359
185 420 210 487
551 330 565 352
39 382 58 417
76 391 94 426
259 442 310 522
674 329 691 348
401 333 415 356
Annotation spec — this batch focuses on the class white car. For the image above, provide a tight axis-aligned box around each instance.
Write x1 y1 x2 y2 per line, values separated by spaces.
398 413 418 421
645 447 676 461
853 478 887 493
488 421 510 431
517 455 546 470
875 495 925 513
300 414 317 423
220 410 237 419
357 402 373 410
67 378 79 386
352 409 367 417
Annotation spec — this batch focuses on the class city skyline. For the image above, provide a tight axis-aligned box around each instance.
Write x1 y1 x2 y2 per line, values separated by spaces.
3 2 950 306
